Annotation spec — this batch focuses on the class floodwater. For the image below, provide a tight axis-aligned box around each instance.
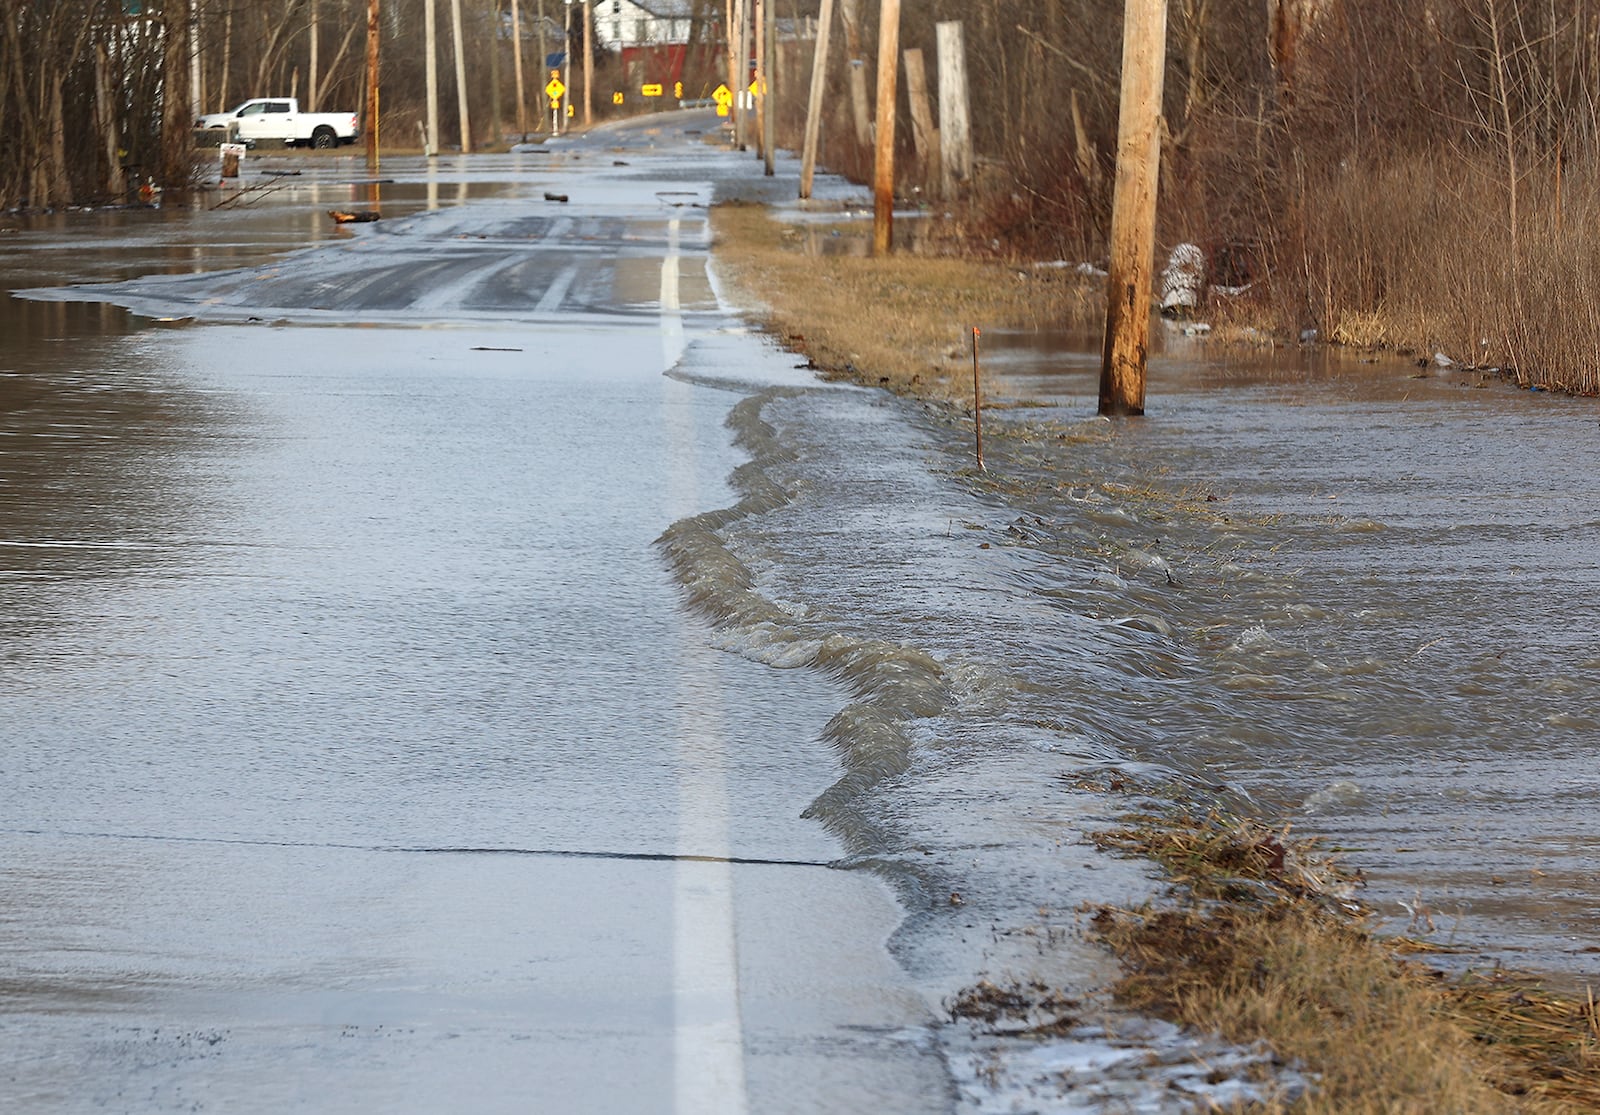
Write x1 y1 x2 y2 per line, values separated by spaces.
1 112 1594 1113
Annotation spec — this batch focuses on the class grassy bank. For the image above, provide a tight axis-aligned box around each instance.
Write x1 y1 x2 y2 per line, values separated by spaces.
1092 812 1600 1113
709 202 1600 1111
709 203 1101 398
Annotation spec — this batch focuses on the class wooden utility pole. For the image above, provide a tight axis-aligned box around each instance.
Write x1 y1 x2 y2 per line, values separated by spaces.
365 0 380 170
799 0 835 198
903 48 937 191
725 0 738 138
308 0 319 111
583 0 593 126
753 0 766 160
190 0 203 122
735 0 750 147
762 0 775 176
839 0 870 148
537 0 549 131
1098 0 1168 417
511 0 528 140
451 0 472 150
425 0 440 154
936 22 971 199
871 0 900 255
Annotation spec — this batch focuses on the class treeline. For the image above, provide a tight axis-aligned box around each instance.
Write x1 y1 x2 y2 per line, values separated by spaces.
0 0 730 208
797 0 1600 388
6 1 1599 386
0 1 192 207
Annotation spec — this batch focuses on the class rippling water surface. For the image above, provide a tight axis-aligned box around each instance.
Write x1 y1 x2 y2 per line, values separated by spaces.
718 326 1599 986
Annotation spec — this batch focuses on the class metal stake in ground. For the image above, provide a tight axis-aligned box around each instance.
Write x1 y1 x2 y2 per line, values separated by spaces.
972 326 985 472
1098 0 1168 417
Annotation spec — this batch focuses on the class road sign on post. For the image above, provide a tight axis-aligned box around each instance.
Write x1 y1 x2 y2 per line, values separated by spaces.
713 84 733 117
642 83 663 97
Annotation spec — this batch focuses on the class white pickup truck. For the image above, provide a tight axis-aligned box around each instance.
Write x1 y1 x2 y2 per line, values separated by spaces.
196 98 360 149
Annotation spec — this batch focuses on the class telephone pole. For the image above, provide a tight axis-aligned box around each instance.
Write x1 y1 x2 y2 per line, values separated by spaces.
799 0 836 198
762 0 775 176
1098 0 1168 416
451 0 472 151
872 0 900 255
365 0 380 170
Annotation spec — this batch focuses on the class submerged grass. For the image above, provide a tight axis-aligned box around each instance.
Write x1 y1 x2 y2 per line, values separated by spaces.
1089 810 1600 1114
709 205 1600 1110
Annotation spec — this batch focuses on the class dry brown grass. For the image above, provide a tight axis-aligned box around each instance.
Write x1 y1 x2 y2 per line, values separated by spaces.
1282 153 1600 394
709 203 1100 398
1090 812 1600 1114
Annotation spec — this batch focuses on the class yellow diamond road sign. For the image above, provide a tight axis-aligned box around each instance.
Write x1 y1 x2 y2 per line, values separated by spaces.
712 84 732 105
545 76 566 101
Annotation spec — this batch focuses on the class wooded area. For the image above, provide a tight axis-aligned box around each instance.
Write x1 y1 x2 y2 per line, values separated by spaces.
6 0 1600 386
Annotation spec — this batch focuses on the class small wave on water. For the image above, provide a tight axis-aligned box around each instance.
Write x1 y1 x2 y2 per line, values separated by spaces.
657 326 1600 1108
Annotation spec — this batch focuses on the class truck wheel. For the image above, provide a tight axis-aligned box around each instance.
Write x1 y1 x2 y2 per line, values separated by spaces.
312 127 337 150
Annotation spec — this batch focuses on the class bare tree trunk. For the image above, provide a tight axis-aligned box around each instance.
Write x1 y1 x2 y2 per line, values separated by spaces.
160 2 193 188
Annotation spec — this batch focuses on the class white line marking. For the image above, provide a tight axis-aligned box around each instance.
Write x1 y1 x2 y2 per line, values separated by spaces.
664 227 746 1110
535 264 578 313
661 218 685 369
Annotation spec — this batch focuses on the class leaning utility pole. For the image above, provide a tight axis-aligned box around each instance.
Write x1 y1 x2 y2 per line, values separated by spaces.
1098 0 1167 417
366 0 381 170
451 0 472 151
872 0 900 255
839 0 870 149
798 0 836 198
425 0 440 154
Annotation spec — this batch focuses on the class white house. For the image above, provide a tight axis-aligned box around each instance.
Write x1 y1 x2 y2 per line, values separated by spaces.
594 0 698 50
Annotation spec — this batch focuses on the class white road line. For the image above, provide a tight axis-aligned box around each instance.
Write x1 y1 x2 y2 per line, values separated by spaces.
664 211 747 1114
535 264 578 313
661 218 685 370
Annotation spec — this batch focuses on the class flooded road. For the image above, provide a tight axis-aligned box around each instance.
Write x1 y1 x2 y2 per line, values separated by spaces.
3 111 1595 1113
1 121 957 1112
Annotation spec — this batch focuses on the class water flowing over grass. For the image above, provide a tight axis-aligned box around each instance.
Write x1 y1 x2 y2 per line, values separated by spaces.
710 204 1600 1111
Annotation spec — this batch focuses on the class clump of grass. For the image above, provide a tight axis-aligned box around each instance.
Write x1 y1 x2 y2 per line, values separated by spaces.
1089 810 1600 1113
709 203 1100 398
